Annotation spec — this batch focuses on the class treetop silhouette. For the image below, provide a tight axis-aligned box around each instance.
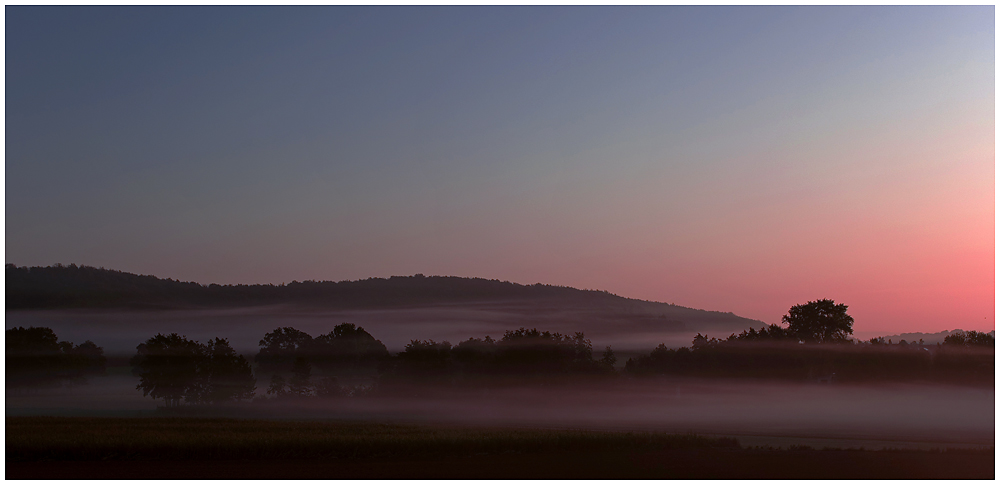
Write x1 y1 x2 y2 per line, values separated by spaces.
130 333 255 407
7 326 106 386
782 299 854 344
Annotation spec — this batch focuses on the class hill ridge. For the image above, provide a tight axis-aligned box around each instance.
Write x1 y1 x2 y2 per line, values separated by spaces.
5 264 736 319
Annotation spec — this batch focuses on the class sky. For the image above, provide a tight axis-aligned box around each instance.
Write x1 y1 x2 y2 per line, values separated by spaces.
6 6 995 336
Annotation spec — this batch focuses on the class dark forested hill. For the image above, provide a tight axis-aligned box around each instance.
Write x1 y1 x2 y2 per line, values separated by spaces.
6 264 768 356
5 264 682 313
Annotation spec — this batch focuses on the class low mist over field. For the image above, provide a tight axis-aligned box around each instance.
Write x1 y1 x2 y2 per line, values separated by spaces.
7 375 993 450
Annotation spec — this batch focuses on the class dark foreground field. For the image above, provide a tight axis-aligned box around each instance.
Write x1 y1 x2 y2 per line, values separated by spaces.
6 417 994 479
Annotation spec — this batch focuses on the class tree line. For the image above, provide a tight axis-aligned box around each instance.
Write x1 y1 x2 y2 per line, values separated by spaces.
387 328 617 382
624 332 993 384
7 299 995 407
255 324 389 398
625 300 993 384
131 325 618 405
7 326 107 386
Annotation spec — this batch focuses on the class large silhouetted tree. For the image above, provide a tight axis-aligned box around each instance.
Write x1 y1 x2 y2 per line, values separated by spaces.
781 299 854 344
131 334 205 407
311 323 389 369
131 334 256 406
196 338 256 403
255 327 313 374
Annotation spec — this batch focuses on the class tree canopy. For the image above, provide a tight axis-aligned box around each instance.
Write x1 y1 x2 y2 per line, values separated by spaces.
255 324 389 375
312 323 391 368
130 334 256 407
943 330 995 348
199 337 258 403
6 326 106 386
389 327 609 380
255 327 314 374
781 299 854 344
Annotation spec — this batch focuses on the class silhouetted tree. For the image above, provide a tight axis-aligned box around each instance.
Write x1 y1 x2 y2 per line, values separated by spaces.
315 376 344 397
397 339 454 376
600 346 617 371
288 356 313 396
254 325 389 394
569 332 595 365
727 324 792 342
384 328 609 383
131 334 256 406
7 326 64 382
691 333 712 350
310 323 389 370
495 328 597 374
256 327 313 374
195 338 256 403
452 336 498 374
781 299 854 344
625 343 687 375
6 326 61 353
944 330 995 348
965 331 995 347
130 334 205 407
6 327 106 385
266 374 289 397
67 340 107 374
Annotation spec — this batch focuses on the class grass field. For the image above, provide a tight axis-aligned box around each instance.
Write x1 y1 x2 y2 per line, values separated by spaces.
6 416 994 479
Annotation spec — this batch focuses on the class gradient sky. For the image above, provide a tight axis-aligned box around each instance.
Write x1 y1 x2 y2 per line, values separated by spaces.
6 6 994 336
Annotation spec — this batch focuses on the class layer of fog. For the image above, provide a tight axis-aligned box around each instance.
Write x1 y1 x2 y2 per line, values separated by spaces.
8 306 993 450
7 375 993 450
5 304 735 356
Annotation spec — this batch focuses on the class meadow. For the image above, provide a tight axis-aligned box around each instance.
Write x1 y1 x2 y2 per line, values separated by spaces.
6 416 993 479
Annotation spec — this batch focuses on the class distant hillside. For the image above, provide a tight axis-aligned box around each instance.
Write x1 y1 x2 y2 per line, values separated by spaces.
6 264 617 310
4 264 768 353
4 264 744 317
